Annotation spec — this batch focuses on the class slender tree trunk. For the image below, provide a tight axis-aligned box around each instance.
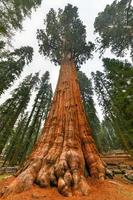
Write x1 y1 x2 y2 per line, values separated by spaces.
2 115 27 166
0 101 26 154
1 59 105 197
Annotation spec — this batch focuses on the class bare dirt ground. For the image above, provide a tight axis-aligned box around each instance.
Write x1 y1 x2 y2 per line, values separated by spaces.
0 176 133 200
0 153 133 200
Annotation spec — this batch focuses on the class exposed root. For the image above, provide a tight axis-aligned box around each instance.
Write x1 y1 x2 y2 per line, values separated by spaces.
34 147 91 197
81 133 105 180
0 130 104 198
0 173 33 198
0 158 42 198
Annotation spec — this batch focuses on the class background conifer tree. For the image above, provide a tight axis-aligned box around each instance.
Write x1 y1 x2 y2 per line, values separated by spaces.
0 73 39 153
78 71 101 151
92 58 133 154
94 0 133 60
0 46 33 96
0 0 42 39
2 71 52 166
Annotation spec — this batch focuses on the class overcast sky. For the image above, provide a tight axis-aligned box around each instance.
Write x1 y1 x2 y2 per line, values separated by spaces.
0 0 126 120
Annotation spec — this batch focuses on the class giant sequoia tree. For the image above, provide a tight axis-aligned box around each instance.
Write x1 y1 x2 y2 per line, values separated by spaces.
1 4 105 197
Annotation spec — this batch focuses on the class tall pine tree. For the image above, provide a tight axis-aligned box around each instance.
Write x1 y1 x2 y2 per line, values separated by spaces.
92 58 133 154
3 71 52 166
0 73 39 153
0 46 33 96
77 71 101 151
94 0 133 60
0 0 42 39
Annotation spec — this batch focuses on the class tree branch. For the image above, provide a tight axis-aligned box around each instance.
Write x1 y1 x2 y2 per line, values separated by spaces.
127 0 132 25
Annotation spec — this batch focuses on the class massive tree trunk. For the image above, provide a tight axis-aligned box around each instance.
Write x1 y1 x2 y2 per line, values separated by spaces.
1 59 105 197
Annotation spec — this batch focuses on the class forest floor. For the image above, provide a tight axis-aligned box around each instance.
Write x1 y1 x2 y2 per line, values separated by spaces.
0 152 133 200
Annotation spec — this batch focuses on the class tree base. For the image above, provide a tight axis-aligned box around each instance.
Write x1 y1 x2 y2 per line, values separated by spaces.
0 148 105 198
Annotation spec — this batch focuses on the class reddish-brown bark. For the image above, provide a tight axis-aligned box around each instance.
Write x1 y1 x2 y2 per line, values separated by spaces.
0 59 105 197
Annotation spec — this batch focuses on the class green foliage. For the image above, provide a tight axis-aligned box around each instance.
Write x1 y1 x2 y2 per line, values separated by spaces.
103 58 133 149
94 0 133 60
99 118 121 152
0 174 9 180
2 112 29 166
0 0 40 95
92 58 133 153
92 71 110 116
78 71 120 153
0 46 33 96
77 71 101 151
0 73 39 154
37 4 94 68
0 0 42 39
2 71 52 166
19 71 52 164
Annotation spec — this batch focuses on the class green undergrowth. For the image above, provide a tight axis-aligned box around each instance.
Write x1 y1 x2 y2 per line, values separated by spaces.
0 174 11 181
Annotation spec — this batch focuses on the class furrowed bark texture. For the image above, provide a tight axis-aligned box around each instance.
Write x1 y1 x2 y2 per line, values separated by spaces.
1 59 105 197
